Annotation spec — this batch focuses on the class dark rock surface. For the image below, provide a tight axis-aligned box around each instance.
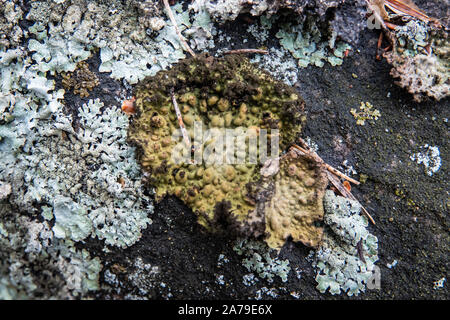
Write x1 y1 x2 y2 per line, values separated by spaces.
76 1 449 300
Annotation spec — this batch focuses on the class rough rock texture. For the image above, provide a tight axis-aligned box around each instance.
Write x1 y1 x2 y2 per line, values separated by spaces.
0 0 448 300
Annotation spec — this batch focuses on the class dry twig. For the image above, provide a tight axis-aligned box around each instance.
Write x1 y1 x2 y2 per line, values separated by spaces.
162 0 196 57
224 49 269 55
170 88 191 148
292 140 360 185
291 138 376 225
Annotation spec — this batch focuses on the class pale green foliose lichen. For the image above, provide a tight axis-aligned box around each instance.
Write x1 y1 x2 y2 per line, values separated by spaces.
276 17 351 68
1 34 154 296
233 239 291 283
393 20 431 57
27 24 92 75
1 45 152 249
314 191 379 296
24 0 352 85
0 203 102 299
24 0 218 84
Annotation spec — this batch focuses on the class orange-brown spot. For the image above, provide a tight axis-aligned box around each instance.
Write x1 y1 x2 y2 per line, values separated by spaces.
122 97 136 115
344 48 350 58
343 180 351 192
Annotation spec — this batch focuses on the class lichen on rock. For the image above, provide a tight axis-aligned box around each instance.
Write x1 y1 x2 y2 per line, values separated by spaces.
62 61 99 98
314 190 379 296
350 101 381 126
0 47 152 249
384 21 449 102
0 203 102 299
276 16 351 68
0 0 23 50
233 238 291 283
263 149 328 249
128 54 339 249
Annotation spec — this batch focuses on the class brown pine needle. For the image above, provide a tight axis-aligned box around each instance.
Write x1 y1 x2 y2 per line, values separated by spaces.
291 138 375 225
292 141 360 185
324 163 361 186
326 171 376 225
163 0 196 57
385 0 431 23
224 49 269 55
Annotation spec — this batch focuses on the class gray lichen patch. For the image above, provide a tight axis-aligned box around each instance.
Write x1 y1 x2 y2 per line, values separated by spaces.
233 238 291 283
0 203 102 299
0 37 153 297
1 96 153 248
384 18 449 102
1 45 153 248
0 181 11 200
0 0 23 49
276 16 351 68
314 191 379 296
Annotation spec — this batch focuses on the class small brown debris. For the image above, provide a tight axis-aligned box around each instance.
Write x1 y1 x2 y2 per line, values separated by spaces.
122 97 136 115
62 61 99 98
224 49 269 55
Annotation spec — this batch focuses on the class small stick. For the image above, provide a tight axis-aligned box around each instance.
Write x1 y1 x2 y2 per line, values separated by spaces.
224 49 269 55
292 142 360 185
327 171 376 225
324 163 361 185
170 88 191 148
162 0 196 57
291 139 376 224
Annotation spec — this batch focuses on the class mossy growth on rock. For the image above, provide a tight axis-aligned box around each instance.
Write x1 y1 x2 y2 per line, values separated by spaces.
129 54 329 249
